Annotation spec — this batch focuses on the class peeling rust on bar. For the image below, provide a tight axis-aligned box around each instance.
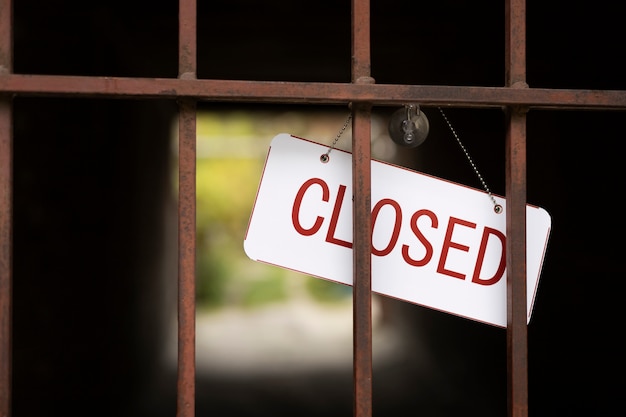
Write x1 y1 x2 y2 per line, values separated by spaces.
352 104 373 417
352 1 373 416
351 1 371 83
505 108 529 417
177 99 197 417
0 0 12 415
505 0 526 86
178 0 196 78
0 98 12 417
1 75 626 110
0 1 11 75
177 1 197 416
505 0 529 416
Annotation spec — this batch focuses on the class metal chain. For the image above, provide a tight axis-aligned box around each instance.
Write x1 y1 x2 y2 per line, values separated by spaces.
320 114 352 163
438 107 503 214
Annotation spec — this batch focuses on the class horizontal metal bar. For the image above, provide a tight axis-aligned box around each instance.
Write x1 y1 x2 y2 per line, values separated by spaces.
1 74 626 110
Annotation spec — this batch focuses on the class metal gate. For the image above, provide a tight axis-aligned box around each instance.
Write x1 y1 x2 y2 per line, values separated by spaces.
1 1 626 417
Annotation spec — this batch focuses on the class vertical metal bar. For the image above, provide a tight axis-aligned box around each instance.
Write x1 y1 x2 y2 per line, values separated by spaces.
352 103 372 417
177 0 197 416
0 102 12 417
0 104 11 417
505 0 528 416
505 0 526 88
178 0 197 80
0 0 12 416
505 109 528 417
177 99 196 417
351 0 373 416
351 0 371 81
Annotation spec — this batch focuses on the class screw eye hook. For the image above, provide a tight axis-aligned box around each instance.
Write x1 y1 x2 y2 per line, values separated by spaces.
388 103 429 148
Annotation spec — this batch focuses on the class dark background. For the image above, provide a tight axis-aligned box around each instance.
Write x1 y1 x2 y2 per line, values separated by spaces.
10 0 625 416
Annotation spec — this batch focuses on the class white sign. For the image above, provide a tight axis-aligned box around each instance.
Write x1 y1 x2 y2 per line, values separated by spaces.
244 134 551 327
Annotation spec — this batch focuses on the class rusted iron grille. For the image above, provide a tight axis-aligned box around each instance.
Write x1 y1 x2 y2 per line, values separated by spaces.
1 1 626 417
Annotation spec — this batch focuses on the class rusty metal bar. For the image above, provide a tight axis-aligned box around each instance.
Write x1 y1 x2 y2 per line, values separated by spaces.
2 75 626 110
0 101 12 417
177 0 197 416
351 0 373 416
505 0 526 88
505 108 528 417
351 103 373 417
505 0 528 416
179 0 197 80
177 99 196 417
351 0 371 82
0 0 12 416
0 102 12 417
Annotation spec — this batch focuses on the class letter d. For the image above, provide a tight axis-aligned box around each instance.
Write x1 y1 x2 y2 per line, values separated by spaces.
471 227 506 286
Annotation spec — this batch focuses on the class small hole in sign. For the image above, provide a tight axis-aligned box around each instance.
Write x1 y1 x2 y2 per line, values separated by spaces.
494 204 503 214
320 154 330 163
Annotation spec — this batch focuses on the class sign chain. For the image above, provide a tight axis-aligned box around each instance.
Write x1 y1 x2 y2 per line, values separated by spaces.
320 114 352 163
437 107 503 214
318 108 502 214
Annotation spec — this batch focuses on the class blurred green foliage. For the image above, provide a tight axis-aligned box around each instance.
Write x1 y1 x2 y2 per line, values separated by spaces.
193 111 350 311
305 277 352 303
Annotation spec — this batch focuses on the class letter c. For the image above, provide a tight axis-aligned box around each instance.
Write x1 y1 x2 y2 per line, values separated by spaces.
292 178 329 236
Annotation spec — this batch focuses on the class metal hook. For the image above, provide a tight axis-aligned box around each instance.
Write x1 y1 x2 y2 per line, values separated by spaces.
389 104 429 147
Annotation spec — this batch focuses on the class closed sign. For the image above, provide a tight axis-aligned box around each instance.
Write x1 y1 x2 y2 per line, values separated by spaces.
244 134 551 327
